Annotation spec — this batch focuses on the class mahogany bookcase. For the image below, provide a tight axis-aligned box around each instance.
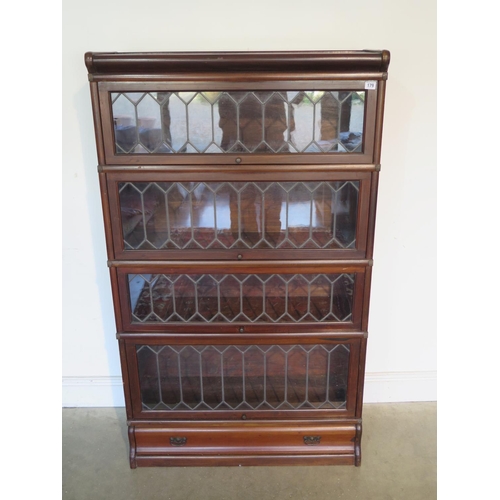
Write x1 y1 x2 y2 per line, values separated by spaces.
85 50 390 467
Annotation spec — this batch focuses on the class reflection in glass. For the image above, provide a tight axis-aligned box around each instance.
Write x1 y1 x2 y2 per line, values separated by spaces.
128 273 355 324
137 344 350 410
111 91 365 154
118 181 359 251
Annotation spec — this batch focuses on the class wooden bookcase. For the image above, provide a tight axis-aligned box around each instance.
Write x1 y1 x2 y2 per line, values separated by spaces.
85 50 390 467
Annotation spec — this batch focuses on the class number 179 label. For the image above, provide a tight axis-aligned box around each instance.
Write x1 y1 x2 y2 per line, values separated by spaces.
365 81 377 90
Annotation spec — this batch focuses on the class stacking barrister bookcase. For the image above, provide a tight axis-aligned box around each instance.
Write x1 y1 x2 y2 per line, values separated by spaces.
85 50 390 467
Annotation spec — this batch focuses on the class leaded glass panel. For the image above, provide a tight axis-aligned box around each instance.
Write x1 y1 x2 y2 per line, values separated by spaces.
111 91 365 155
136 344 350 411
118 181 359 251
128 273 355 324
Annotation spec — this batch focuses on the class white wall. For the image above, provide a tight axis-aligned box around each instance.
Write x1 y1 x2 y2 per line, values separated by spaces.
62 0 436 406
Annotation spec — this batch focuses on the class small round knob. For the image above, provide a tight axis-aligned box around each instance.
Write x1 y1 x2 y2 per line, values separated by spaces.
241 414 247 420
239 327 244 333
237 254 243 260
235 157 242 164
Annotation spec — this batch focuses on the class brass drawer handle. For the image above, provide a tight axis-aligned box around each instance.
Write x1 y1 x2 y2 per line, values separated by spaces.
303 436 321 445
170 436 187 446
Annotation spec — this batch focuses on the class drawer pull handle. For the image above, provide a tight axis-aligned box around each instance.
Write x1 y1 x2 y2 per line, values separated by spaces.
303 436 321 445
170 436 187 446
235 157 242 164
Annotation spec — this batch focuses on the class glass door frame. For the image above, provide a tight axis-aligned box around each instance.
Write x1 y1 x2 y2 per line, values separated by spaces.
113 261 367 333
97 79 378 165
123 335 362 420
106 170 373 261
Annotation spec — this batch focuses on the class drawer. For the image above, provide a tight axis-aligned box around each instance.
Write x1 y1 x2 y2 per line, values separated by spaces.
106 172 372 261
125 338 361 419
115 261 367 333
133 421 358 458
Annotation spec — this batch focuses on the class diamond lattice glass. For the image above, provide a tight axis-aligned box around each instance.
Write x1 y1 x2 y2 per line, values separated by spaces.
112 91 365 154
119 181 359 251
128 273 355 324
137 343 350 411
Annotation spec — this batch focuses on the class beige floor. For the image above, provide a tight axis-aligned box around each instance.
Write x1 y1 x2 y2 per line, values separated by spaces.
62 402 436 500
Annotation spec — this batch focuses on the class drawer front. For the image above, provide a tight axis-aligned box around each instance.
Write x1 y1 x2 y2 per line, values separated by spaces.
107 172 371 260
116 262 366 332
125 338 360 419
98 83 377 165
133 421 357 457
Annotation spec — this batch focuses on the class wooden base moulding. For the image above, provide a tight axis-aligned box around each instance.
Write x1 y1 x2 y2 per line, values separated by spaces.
129 420 362 468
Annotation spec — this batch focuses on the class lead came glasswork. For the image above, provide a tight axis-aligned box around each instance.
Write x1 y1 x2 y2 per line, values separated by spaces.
111 91 365 154
136 344 350 411
128 273 355 324
119 181 359 250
